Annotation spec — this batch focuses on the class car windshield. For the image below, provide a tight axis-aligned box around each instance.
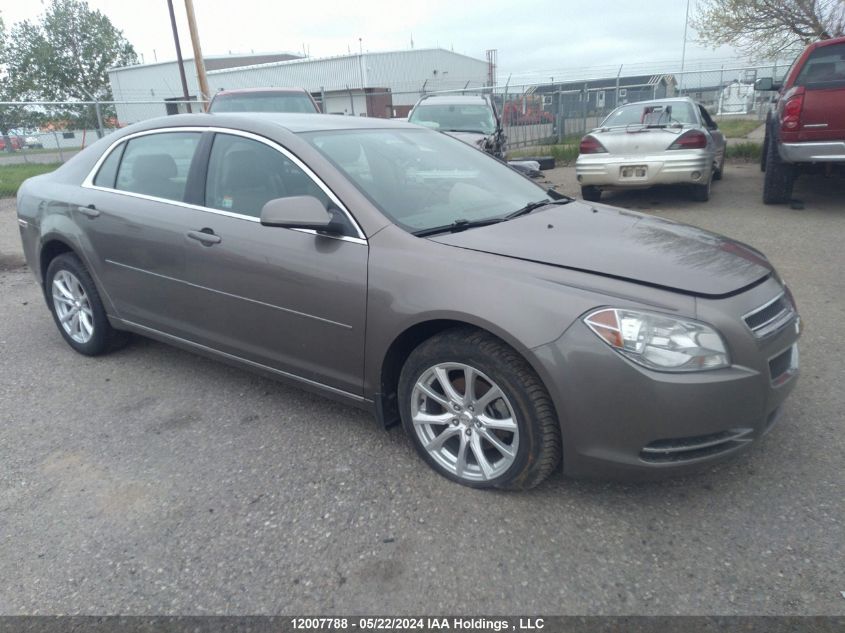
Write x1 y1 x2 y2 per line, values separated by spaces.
409 103 497 135
210 92 318 113
304 128 548 233
601 101 698 127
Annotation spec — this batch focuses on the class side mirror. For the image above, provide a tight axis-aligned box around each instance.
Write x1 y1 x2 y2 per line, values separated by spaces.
260 196 336 232
754 77 780 92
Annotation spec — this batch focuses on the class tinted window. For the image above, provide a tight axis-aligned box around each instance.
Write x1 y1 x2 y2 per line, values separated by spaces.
795 43 845 88
115 132 200 202
205 133 329 218
93 144 124 188
209 92 318 113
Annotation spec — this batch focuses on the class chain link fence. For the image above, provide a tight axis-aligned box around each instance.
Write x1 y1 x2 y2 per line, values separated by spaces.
0 62 787 198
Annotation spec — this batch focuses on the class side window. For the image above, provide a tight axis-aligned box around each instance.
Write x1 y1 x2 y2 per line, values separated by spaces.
115 132 201 202
93 143 125 188
204 133 329 218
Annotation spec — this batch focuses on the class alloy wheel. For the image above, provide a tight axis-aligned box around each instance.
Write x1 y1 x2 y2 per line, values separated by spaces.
52 270 95 344
411 362 519 482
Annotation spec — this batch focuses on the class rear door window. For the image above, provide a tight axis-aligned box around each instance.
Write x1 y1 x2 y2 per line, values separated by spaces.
114 132 201 202
203 133 329 218
795 43 845 89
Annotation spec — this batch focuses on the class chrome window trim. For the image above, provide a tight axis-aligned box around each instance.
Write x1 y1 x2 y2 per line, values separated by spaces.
80 125 367 243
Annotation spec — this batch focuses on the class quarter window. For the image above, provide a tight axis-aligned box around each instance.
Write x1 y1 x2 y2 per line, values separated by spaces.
114 132 201 202
204 133 329 218
93 144 124 188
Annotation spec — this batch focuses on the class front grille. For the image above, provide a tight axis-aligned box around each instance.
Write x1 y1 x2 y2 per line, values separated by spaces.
769 344 798 386
743 293 795 339
640 428 753 463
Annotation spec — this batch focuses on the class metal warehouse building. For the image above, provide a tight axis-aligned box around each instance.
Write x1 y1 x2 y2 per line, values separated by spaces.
108 48 490 124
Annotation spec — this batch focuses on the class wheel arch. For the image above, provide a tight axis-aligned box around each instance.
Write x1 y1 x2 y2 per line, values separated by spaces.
373 317 551 429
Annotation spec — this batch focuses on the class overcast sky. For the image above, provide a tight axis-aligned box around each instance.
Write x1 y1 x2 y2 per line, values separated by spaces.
1 0 746 81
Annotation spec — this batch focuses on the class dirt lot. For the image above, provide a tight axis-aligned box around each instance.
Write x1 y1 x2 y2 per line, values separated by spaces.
0 163 843 615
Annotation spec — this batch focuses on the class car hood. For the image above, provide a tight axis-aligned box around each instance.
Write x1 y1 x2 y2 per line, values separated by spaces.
428 202 772 297
444 131 491 147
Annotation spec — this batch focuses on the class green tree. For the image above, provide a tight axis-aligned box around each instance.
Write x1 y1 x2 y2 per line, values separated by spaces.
692 0 845 59
3 0 137 132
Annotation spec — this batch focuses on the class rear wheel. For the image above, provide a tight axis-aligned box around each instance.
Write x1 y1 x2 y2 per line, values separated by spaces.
762 133 795 204
713 156 724 181
46 253 127 355
581 185 601 202
398 328 561 490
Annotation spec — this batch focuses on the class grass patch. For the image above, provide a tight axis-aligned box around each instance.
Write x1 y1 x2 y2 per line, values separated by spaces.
0 162 62 198
509 143 580 166
715 118 763 138
726 141 762 162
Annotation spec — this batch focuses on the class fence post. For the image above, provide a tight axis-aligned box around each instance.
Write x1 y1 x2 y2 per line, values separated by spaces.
346 85 355 115
93 99 105 138
320 86 326 113
52 130 65 162
582 83 587 136
556 90 563 144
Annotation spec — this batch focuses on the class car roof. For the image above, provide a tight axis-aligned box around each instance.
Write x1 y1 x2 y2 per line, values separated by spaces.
416 95 490 105
213 87 311 96
127 112 415 134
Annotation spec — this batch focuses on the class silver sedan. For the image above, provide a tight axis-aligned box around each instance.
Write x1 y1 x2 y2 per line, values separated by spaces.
576 97 726 202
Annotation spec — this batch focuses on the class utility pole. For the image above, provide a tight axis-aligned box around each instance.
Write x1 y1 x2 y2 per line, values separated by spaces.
167 0 192 112
184 0 210 110
680 0 690 93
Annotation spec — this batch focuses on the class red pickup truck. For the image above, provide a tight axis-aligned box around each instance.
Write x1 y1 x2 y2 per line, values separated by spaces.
757 36 845 204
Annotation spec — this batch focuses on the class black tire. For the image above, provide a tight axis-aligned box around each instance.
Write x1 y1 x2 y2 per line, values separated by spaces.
762 132 795 204
398 327 561 490
45 253 127 356
690 173 712 202
713 157 724 181
760 134 768 172
581 185 601 202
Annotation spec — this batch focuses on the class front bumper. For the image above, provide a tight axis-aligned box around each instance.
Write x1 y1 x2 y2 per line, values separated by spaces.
779 140 845 163
576 150 712 189
533 277 800 479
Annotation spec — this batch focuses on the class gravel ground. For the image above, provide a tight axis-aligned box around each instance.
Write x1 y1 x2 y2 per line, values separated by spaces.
0 163 843 615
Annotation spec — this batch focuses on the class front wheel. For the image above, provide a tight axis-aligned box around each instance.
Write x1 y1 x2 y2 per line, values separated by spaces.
398 328 561 490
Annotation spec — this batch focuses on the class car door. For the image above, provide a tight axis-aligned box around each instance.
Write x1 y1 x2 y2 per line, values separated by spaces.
180 130 368 397
81 129 207 337
698 104 725 168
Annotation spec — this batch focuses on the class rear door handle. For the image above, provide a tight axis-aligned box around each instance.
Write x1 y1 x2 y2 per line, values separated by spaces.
187 229 222 245
77 204 100 218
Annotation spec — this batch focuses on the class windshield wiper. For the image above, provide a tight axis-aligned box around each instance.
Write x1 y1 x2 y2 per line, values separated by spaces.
413 217 505 237
504 195 574 220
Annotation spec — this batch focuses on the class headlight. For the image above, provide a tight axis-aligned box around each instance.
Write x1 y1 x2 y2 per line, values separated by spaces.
584 308 730 371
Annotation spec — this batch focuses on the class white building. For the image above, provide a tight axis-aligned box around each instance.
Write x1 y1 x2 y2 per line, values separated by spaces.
108 48 490 124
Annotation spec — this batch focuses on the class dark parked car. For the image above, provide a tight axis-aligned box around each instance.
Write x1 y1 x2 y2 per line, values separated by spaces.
209 87 321 114
756 35 845 203
408 94 506 158
17 113 800 488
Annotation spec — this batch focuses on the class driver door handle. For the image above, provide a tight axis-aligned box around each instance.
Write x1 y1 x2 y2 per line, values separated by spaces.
187 229 222 246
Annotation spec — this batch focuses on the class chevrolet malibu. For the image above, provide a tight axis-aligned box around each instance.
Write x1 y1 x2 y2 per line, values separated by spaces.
16 113 800 489
576 97 727 203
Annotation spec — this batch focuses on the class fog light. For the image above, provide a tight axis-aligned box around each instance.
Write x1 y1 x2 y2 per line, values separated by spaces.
691 171 701 181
